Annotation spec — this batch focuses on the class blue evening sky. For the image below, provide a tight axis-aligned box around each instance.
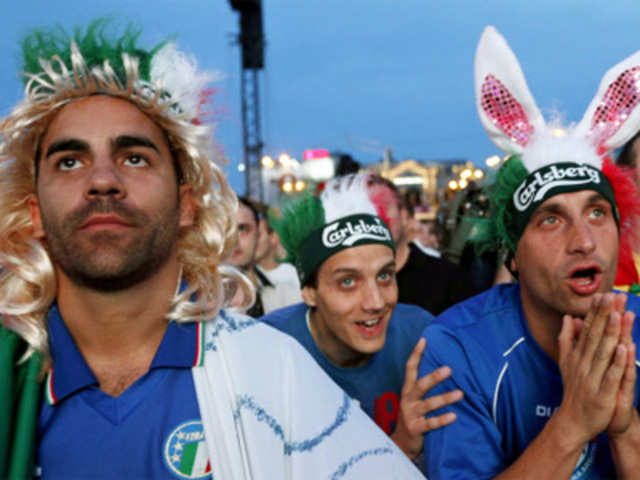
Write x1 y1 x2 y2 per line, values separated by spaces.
1 1 639 194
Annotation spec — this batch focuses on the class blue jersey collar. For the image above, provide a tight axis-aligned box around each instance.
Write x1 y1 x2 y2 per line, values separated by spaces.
46 304 204 405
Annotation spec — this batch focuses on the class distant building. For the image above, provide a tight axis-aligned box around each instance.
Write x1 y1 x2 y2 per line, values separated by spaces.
368 157 480 211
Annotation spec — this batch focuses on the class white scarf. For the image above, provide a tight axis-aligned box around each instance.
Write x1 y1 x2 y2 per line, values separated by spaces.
192 310 425 479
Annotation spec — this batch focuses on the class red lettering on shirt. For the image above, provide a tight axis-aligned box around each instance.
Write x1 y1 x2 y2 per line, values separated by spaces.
374 392 399 434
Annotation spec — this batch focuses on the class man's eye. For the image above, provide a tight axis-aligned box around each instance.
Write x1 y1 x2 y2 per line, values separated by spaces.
378 272 392 282
57 157 82 171
123 154 148 167
589 208 605 219
340 278 355 287
541 216 558 225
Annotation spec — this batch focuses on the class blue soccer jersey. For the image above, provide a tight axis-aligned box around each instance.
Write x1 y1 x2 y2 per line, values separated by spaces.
261 302 433 434
419 284 640 480
37 304 213 480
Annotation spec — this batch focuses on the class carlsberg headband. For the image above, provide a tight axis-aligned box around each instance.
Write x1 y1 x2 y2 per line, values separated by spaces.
271 174 395 286
510 161 618 243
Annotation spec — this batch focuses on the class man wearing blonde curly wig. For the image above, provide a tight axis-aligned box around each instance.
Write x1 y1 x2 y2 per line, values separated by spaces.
0 20 424 479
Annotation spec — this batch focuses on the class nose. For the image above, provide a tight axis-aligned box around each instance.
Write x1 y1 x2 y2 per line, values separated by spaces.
85 158 125 201
361 280 386 312
567 218 596 254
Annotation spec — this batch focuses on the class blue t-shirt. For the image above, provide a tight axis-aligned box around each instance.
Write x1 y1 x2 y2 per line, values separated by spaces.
37 305 213 480
419 284 640 480
261 302 433 434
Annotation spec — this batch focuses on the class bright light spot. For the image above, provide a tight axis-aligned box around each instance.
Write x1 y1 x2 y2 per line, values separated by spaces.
393 176 424 186
301 158 335 181
460 169 472 180
485 155 501 167
551 128 567 138
238 163 246 172
282 181 293 193
448 180 458 190
279 153 291 167
295 180 306 192
261 156 275 168
474 169 484 179
459 179 469 189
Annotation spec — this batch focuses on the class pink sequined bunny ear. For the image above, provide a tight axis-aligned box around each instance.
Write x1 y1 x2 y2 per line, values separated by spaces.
475 26 546 154
574 49 640 152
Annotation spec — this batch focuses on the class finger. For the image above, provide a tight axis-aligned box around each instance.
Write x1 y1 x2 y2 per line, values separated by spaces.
582 292 616 363
600 344 627 398
418 389 464 416
558 315 576 368
572 318 585 345
618 343 638 409
590 311 622 381
576 293 602 355
414 366 452 396
414 412 458 434
613 292 628 314
619 311 635 346
402 338 427 396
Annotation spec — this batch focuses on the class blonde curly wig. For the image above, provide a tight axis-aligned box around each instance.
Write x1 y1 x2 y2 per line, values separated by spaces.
0 20 253 363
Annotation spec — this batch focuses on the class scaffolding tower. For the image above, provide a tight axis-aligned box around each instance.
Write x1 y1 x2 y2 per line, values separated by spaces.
228 0 265 200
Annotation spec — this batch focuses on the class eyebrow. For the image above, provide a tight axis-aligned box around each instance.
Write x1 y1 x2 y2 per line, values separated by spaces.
331 261 396 276
533 193 609 218
586 192 608 205
45 139 90 159
112 135 160 153
44 135 160 160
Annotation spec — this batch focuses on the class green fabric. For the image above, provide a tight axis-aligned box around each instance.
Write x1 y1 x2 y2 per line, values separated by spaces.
0 326 43 480
269 193 326 283
21 18 166 87
629 283 640 295
297 213 395 286
472 155 529 255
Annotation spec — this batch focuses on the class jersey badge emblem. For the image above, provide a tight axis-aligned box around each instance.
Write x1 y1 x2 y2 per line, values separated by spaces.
164 420 212 479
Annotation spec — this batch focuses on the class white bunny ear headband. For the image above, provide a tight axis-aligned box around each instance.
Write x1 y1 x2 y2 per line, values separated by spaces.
474 26 640 255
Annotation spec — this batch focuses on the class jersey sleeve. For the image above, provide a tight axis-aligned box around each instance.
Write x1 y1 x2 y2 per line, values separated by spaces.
419 323 507 480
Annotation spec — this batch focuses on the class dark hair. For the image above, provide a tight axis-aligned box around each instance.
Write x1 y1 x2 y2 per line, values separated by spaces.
238 196 260 225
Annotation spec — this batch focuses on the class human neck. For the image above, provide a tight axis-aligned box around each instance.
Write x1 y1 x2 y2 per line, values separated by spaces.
55 255 182 367
308 309 370 368
394 237 411 272
258 253 279 271
242 264 258 286
520 290 564 362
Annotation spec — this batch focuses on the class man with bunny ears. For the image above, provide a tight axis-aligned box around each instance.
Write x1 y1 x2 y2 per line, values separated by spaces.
419 26 640 479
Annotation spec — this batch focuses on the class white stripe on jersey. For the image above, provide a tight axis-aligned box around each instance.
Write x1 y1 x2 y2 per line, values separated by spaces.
493 362 510 425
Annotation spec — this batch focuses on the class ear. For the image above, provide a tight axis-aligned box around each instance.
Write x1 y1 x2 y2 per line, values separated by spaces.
400 206 410 225
475 26 546 153
28 195 45 239
574 49 640 151
178 185 195 228
301 285 317 308
509 256 518 273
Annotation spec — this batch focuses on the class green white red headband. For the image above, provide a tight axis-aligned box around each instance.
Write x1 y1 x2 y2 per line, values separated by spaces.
271 174 395 286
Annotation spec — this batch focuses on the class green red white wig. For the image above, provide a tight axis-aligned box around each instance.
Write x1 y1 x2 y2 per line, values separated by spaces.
272 173 395 286
474 26 640 282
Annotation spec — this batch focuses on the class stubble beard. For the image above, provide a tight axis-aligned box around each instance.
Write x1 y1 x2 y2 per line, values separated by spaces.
40 197 182 292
